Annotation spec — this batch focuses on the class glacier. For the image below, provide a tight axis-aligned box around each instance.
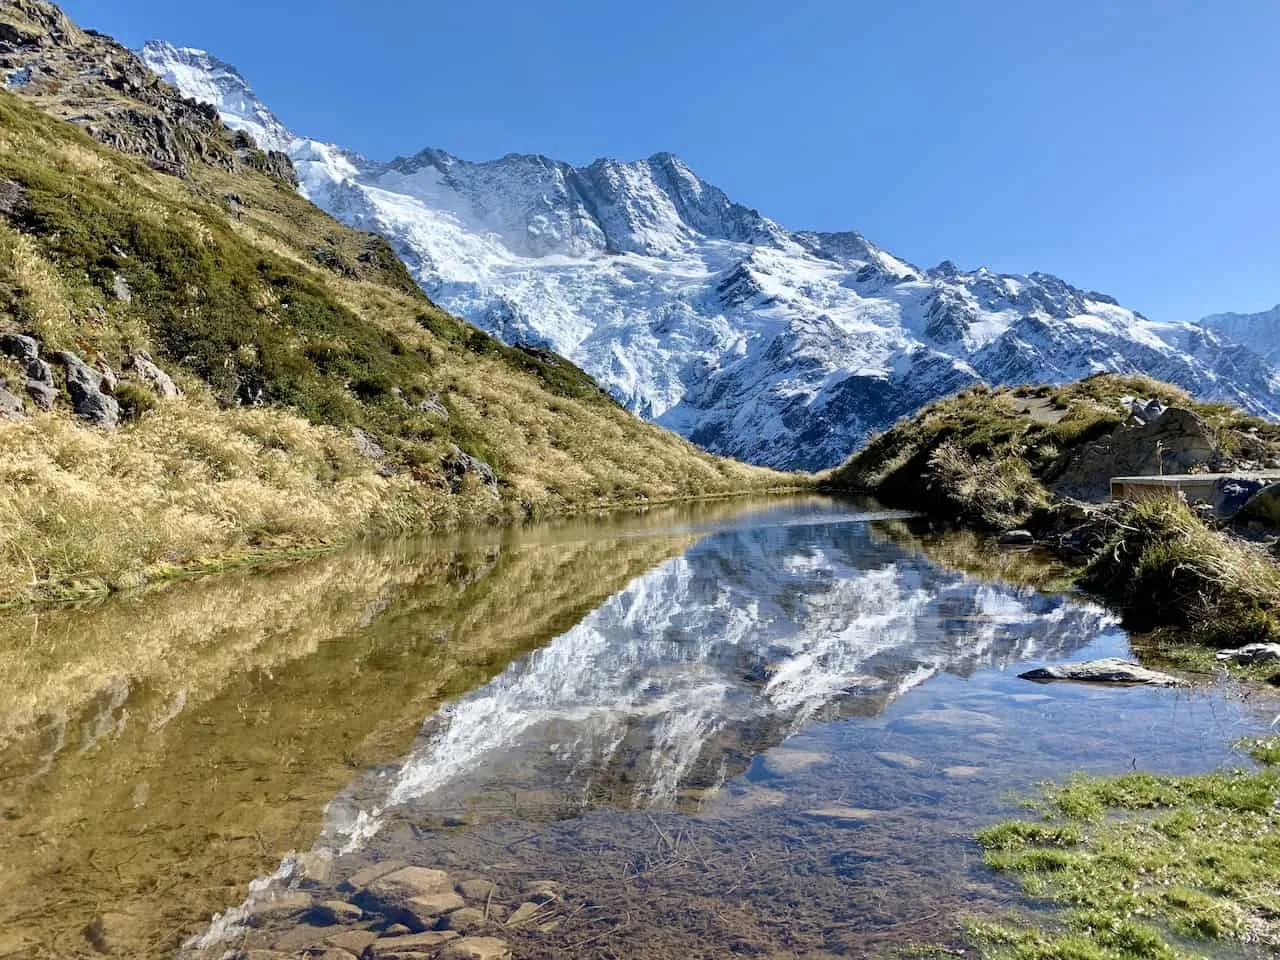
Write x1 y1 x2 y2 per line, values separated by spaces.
142 42 1280 471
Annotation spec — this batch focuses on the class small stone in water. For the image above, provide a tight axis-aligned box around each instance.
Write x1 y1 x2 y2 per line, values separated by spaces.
874 751 923 769
456 878 496 901
441 936 512 960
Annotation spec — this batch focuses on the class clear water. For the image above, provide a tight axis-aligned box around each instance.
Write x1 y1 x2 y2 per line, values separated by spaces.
0 496 1273 959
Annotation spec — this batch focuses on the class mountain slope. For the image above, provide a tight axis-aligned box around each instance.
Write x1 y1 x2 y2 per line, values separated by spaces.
1201 304 1280 365
142 41 1280 471
0 0 781 603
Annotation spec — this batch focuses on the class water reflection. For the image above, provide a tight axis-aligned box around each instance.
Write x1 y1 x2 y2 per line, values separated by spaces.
325 513 1116 851
1 497 1272 960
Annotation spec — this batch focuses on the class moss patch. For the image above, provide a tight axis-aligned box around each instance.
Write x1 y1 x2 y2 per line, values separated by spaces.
970 749 1280 959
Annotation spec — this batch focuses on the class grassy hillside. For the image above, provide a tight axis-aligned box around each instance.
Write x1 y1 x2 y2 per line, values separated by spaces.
0 35 788 603
824 375 1280 652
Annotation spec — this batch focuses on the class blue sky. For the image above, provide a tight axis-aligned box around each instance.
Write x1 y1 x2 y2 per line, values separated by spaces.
63 0 1279 321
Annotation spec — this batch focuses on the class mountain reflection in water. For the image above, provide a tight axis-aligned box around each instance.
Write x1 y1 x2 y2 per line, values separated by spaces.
324 512 1115 851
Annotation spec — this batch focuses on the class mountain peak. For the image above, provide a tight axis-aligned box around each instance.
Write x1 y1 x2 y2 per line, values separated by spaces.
140 39 294 153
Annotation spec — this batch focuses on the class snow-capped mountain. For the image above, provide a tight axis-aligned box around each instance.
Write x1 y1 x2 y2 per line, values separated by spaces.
142 42 1280 471
1200 305 1280 366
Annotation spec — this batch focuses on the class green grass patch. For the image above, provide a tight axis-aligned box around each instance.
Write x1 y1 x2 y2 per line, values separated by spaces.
970 763 1280 959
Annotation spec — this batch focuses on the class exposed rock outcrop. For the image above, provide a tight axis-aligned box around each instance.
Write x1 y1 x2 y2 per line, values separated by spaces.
129 350 180 398
57 351 119 427
1215 643 1280 666
443 445 499 496
0 376 26 420
1048 407 1218 500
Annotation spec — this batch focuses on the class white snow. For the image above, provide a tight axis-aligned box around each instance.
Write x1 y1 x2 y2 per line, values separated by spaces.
140 41 1280 471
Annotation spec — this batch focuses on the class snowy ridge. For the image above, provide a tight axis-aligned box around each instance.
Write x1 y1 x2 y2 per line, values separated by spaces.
1200 305 1280 365
141 42 1280 470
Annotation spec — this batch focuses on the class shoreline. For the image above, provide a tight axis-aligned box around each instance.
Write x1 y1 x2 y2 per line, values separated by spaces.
0 483 815 609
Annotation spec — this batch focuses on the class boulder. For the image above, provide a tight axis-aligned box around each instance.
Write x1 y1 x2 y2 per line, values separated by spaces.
1236 484 1280 530
1215 643 1280 666
1050 407 1217 501
351 427 386 461
417 393 449 421
130 350 180 398
443 444 499 496
1019 657 1185 687
57 351 119 427
0 332 52 383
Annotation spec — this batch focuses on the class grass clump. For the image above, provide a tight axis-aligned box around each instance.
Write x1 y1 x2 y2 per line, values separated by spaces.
969 759 1280 959
1081 497 1280 644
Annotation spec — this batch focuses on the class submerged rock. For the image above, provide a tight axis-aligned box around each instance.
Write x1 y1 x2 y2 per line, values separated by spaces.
1019 657 1185 687
367 930 459 957
440 935 512 960
356 866 464 931
1215 643 1280 666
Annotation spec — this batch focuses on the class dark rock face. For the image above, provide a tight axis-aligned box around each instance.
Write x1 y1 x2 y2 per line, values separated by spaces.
0 0 296 183
24 379 56 410
57 351 119 427
0 332 52 383
442 445 499 496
